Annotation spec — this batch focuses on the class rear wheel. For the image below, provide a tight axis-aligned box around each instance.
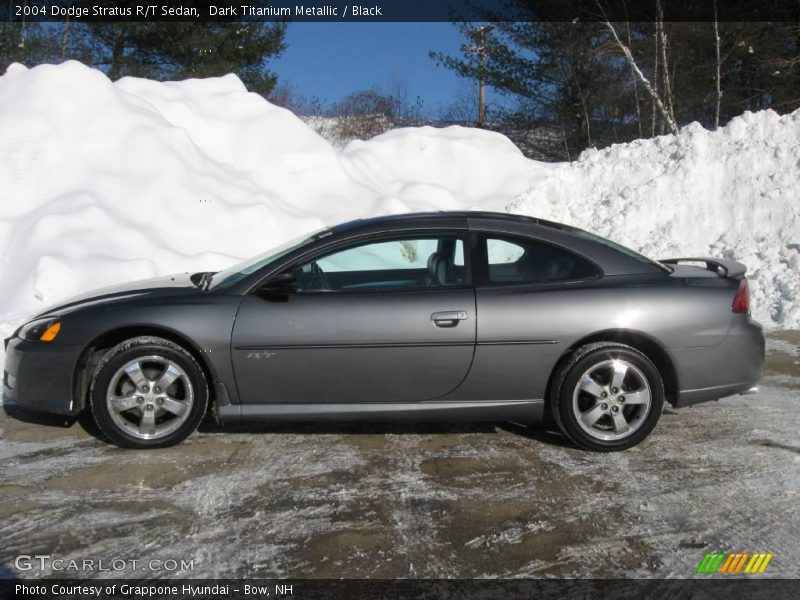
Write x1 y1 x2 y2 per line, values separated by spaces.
90 336 208 449
551 343 664 451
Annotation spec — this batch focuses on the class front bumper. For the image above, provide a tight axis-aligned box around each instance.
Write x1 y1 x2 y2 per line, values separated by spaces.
3 335 83 416
670 317 765 407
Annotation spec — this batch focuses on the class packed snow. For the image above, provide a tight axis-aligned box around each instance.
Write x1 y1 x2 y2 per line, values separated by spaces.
0 61 798 339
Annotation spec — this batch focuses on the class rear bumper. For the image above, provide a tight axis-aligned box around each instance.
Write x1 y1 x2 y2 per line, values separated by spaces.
671 317 765 407
3 336 82 416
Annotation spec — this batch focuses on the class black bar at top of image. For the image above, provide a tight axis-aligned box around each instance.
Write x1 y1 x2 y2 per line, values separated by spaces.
2 0 800 22
2 579 800 600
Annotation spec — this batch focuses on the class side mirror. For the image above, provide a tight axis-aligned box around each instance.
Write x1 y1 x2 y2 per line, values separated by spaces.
257 272 297 299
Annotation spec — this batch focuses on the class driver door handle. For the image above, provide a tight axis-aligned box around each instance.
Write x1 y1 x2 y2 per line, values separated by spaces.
431 311 468 328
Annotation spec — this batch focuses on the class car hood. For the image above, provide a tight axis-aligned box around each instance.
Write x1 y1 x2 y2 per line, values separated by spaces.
32 272 202 319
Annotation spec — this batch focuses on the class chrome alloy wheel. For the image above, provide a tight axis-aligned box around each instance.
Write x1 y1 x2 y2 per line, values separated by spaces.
106 355 194 440
571 359 652 442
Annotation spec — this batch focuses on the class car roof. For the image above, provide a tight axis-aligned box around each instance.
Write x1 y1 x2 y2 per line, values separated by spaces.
225 210 664 294
321 211 665 278
327 211 565 234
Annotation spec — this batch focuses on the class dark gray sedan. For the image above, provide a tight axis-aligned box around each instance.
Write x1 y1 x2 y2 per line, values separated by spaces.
3 212 764 451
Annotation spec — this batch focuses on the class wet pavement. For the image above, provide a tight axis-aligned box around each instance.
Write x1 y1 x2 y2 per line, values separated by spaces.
1 332 798 579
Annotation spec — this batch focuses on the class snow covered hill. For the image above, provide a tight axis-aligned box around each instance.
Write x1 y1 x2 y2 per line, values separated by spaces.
1 61 798 334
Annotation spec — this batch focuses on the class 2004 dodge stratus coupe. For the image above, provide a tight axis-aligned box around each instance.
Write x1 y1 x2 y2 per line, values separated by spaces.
4 212 764 451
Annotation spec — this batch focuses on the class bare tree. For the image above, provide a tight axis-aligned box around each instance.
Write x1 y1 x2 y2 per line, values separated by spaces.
656 0 676 126
60 19 71 60
386 73 425 125
625 18 643 137
601 18 678 134
573 73 593 146
437 81 480 124
267 82 323 115
651 23 659 135
713 0 723 128
330 89 396 142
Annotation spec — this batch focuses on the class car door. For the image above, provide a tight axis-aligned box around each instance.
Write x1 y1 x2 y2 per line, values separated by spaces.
230 233 476 404
453 231 603 402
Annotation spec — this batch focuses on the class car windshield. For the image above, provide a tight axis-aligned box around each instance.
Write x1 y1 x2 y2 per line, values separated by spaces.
210 228 328 288
560 223 670 272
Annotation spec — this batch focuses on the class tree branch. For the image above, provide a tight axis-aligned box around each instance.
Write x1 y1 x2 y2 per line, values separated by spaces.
601 17 678 134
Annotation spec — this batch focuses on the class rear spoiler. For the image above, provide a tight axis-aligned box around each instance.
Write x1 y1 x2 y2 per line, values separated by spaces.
660 257 747 279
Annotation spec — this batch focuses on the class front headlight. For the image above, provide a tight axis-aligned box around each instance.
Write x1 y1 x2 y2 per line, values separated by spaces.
19 318 62 342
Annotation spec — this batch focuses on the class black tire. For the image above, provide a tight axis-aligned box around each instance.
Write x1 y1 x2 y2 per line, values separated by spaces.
550 342 664 451
89 336 208 449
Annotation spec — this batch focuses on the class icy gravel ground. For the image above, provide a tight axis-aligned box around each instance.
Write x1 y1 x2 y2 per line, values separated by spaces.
0 333 798 579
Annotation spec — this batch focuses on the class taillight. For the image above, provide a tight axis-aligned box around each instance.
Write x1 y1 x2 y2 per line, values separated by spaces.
732 279 750 314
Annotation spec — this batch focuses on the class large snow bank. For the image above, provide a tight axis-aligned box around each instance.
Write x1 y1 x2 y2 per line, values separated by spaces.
0 61 798 333
510 111 800 328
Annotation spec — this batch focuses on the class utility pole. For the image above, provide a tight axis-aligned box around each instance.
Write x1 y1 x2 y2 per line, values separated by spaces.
462 25 493 126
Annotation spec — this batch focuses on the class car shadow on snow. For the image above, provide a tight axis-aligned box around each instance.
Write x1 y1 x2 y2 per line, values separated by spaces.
2 391 110 441
497 421 577 449
2 394 77 429
1 392 576 449
195 412 577 448
198 417 497 436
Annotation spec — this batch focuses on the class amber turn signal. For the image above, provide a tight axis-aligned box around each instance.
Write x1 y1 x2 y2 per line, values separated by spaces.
40 321 62 342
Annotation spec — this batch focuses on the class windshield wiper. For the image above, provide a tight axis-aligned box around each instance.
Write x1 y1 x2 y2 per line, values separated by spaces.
192 271 216 290
201 271 217 290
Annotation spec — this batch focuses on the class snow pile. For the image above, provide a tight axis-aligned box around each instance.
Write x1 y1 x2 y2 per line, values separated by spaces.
0 61 798 333
0 62 330 320
510 111 800 327
341 126 530 211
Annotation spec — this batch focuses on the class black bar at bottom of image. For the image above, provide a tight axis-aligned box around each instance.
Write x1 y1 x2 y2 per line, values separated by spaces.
2 579 799 600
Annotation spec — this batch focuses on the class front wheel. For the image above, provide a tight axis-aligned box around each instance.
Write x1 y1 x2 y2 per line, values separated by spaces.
551 343 664 451
89 336 208 449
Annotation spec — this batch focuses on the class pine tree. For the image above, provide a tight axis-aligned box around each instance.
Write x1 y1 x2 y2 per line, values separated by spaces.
83 22 287 94
1 18 287 96
433 12 800 159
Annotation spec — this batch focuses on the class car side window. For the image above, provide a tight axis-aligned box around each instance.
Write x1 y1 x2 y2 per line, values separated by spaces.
484 236 599 285
294 237 467 293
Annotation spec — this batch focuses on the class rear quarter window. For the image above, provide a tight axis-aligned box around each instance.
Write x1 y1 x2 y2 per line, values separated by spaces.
484 236 600 285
